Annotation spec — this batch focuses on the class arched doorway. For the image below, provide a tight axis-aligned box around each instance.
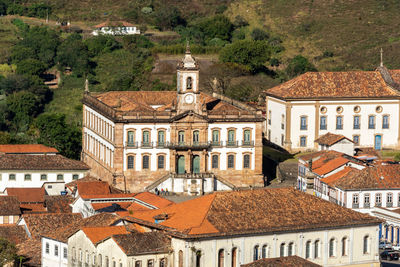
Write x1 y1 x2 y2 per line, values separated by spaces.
177 156 185 174
193 155 200 174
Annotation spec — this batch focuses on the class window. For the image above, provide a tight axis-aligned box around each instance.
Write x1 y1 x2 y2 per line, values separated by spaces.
320 116 327 130
243 130 251 145
72 174 79 180
253 245 259 261
24 174 31 181
300 116 307 130
212 155 219 169
329 238 335 257
387 193 393 207
383 115 389 129
281 114 285 129
228 130 235 145
142 131 150 145
368 115 375 129
187 77 192 89
300 136 307 147
45 242 49 254
376 193 382 206
262 245 268 258
353 115 360 129
160 258 166 267
9 174 15 181
158 155 165 169
336 116 343 130
314 240 320 258
193 130 199 143
178 131 185 144
142 155 150 169
212 130 220 145
127 131 135 145
227 155 235 169
63 247 67 259
281 135 284 146
54 245 58 256
352 193 359 208
288 242 294 256
280 243 285 257
305 241 311 259
158 131 165 146
342 237 347 256
40 174 47 181
57 174 63 181
353 135 360 145
106 257 109 267
243 154 250 169
127 155 134 169
218 249 224 267
135 261 142 267
268 110 271 125
363 235 369 254
113 261 116 267
364 194 370 207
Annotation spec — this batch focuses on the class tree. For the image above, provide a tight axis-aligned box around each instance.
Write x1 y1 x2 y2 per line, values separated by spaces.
286 55 317 78
95 49 152 91
56 33 89 76
0 238 17 265
394 153 400 161
251 28 269 41
15 58 47 76
204 63 248 94
153 6 185 30
6 91 41 132
85 35 121 57
33 113 81 159
219 40 272 72
192 15 234 42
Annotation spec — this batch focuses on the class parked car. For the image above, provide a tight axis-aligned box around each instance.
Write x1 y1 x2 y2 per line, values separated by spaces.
380 250 399 261
380 241 393 250
393 244 400 251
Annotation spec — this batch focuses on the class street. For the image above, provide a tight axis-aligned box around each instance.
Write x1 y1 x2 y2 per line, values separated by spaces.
382 260 400 266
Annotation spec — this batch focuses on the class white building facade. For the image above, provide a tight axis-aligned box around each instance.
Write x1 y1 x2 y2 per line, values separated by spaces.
265 67 400 152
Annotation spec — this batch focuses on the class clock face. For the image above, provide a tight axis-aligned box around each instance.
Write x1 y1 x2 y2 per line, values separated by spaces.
184 94 194 104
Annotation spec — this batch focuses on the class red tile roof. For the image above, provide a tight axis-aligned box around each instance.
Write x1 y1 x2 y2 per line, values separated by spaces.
0 196 21 215
0 154 89 170
241 256 321 267
315 132 354 146
7 187 45 203
82 226 128 244
0 144 58 154
77 180 111 196
133 192 173 209
126 188 381 238
92 202 132 211
266 69 400 100
313 156 350 176
0 225 27 244
94 21 135 28
80 193 136 199
320 167 356 186
112 232 170 256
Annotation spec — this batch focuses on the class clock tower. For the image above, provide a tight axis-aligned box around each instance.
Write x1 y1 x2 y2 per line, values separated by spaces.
176 42 201 114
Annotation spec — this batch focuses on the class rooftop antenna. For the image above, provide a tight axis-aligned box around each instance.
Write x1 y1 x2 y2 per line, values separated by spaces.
380 47 384 67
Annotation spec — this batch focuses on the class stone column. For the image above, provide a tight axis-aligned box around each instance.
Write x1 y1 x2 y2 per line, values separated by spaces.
314 101 320 150
284 103 292 151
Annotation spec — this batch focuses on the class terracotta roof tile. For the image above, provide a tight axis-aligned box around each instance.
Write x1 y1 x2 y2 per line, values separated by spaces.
313 157 350 176
17 238 41 266
44 195 73 213
128 188 381 238
92 202 131 211
77 180 111 196
0 144 58 154
333 163 400 190
7 187 45 203
0 196 21 215
82 226 128 244
0 225 27 244
0 154 89 170
266 70 400 100
112 232 170 256
241 256 321 267
132 192 173 209
315 132 353 146
94 21 135 28
320 167 355 186
80 193 136 199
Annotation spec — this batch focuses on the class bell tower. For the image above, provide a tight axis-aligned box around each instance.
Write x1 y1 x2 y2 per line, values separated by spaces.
176 42 201 113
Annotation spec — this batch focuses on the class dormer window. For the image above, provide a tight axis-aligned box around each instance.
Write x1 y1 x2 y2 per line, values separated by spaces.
187 77 192 89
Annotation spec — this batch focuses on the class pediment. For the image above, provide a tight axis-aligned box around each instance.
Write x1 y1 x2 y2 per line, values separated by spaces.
170 111 208 123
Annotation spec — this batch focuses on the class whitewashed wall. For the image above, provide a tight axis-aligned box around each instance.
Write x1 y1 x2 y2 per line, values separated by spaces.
42 237 68 267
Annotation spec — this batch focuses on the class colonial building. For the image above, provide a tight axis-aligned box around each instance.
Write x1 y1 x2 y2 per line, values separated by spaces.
82 47 264 193
265 65 400 152
123 187 381 267
92 21 140 36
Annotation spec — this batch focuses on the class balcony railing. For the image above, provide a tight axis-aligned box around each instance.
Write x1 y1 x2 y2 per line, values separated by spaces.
368 124 375 129
320 125 327 130
167 142 211 150
211 141 222 147
354 124 360 130
300 125 307 130
226 141 239 147
364 202 370 208
383 124 389 129
242 140 254 147
376 202 382 207
141 141 153 148
126 141 138 148
352 203 359 209
156 142 167 148
336 124 343 130
387 202 393 208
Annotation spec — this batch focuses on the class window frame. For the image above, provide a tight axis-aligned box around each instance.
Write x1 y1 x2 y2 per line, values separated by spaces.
300 136 307 147
142 154 150 170
353 135 360 145
9 174 15 181
243 154 251 169
382 114 390 129
211 154 219 169
336 115 343 130
368 115 375 129
300 116 308 130
127 154 135 170
243 128 252 146
193 130 200 144
24 174 31 181
157 130 166 146
157 154 165 169
353 115 360 129
227 154 235 169
178 130 185 144
40 174 47 181
57 174 64 181
320 116 327 130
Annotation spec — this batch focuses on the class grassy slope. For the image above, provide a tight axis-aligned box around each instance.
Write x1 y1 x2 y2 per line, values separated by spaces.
0 18 18 63
226 0 400 71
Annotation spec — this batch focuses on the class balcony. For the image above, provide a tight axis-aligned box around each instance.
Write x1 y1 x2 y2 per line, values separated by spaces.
211 141 222 147
376 202 382 207
156 142 167 148
242 140 254 147
141 142 153 148
353 124 360 130
387 202 393 208
352 203 359 209
368 124 375 129
364 202 370 208
226 141 239 147
336 124 343 130
300 125 307 130
383 124 389 129
167 142 211 150
126 141 138 148
320 125 327 130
